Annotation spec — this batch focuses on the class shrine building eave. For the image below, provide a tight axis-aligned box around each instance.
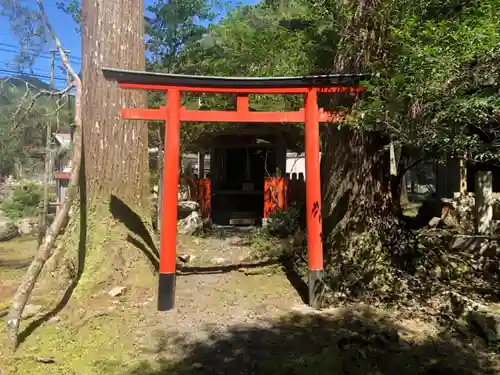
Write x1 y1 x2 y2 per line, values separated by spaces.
102 68 370 91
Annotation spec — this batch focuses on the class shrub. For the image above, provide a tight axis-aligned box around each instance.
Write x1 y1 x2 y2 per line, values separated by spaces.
264 204 301 237
1 180 45 219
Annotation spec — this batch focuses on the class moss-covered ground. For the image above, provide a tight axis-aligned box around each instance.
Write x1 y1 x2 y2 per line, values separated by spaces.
1 230 499 375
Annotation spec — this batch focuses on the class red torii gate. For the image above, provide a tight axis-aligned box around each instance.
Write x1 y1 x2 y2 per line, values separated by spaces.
102 68 366 311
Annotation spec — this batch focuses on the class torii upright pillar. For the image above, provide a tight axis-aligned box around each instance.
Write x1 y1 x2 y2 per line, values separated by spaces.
158 89 181 310
304 89 323 308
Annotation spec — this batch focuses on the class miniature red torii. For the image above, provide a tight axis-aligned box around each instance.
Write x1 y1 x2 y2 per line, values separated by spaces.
102 68 366 310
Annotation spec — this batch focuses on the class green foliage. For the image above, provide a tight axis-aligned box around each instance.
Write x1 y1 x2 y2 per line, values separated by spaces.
0 79 74 177
169 1 310 147
265 205 301 237
56 0 81 33
1 180 44 219
146 0 220 71
249 229 287 260
0 0 49 69
301 0 500 164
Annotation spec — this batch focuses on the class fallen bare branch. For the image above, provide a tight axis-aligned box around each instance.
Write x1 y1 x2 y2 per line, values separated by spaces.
7 83 31 123
5 0 83 350
30 355 55 364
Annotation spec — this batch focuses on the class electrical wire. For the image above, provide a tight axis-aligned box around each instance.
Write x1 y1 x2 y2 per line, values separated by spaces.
0 60 70 81
0 47 82 65
0 43 81 62
0 68 68 83
0 62 54 75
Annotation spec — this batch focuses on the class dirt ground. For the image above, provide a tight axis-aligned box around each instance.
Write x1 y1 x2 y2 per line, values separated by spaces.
1 228 499 375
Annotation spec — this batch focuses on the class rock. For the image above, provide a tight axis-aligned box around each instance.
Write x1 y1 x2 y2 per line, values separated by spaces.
0 222 20 242
108 286 127 297
15 217 37 235
412 198 462 230
212 257 226 265
178 201 198 210
445 291 500 344
428 217 441 228
22 304 42 319
47 316 61 324
178 200 199 220
449 235 492 252
468 309 500 344
178 254 195 263
178 211 203 235
0 209 8 225
178 184 190 201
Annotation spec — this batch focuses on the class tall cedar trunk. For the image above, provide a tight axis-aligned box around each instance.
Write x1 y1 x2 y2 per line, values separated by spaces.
319 127 412 298
320 0 401 236
73 0 153 289
321 127 392 236
82 0 149 207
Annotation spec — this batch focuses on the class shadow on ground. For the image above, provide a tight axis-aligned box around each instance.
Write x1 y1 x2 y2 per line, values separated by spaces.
110 194 160 270
0 259 31 269
122 307 497 375
178 259 278 275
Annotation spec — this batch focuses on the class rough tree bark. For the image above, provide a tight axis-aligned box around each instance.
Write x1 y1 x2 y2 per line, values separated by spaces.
320 0 397 238
319 126 412 298
321 128 391 235
82 0 149 205
76 0 153 286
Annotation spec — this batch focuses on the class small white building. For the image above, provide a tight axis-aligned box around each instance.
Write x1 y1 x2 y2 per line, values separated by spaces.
285 152 322 178
53 133 72 209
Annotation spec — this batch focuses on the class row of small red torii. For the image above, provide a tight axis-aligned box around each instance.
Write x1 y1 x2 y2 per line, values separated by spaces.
103 68 365 310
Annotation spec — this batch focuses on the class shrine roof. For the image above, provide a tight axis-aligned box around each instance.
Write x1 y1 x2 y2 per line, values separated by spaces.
102 68 369 89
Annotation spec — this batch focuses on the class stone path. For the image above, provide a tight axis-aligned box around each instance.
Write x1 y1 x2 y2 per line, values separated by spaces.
135 227 302 348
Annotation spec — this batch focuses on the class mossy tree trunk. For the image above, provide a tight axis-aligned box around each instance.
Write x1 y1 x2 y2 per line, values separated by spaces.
73 0 154 288
321 127 392 237
319 126 412 298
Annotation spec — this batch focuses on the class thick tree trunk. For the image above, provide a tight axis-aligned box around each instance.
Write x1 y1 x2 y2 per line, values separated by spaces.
321 126 392 237
82 0 149 205
319 126 411 297
71 0 153 289
306 0 415 301
6 1 153 350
